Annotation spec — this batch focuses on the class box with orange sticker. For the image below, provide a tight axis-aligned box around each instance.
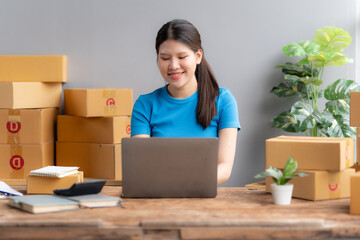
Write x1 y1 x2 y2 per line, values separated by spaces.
27 171 83 194
64 88 133 117
350 175 360 214
266 136 354 171
0 82 62 109
56 142 121 180
266 168 356 200
0 108 58 144
0 142 54 179
0 55 67 82
57 115 130 144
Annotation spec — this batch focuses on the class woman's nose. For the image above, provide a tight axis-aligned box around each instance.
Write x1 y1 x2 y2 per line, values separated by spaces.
169 59 180 70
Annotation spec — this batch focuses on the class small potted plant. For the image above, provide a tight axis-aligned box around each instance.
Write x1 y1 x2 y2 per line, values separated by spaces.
255 157 307 205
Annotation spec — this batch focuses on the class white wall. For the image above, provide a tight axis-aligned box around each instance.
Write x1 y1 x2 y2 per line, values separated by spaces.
0 0 357 186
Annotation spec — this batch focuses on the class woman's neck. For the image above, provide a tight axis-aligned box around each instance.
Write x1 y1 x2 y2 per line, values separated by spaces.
167 81 198 99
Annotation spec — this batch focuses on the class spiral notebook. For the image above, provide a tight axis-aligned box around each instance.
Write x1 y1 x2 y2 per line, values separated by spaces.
29 166 79 178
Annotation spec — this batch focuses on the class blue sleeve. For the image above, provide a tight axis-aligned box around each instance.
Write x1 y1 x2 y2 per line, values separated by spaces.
218 88 241 131
131 95 152 136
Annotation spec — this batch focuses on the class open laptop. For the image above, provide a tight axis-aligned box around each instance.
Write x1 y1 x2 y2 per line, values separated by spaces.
121 138 218 198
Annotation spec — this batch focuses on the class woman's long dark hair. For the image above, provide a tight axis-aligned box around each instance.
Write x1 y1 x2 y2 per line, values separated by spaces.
155 19 219 129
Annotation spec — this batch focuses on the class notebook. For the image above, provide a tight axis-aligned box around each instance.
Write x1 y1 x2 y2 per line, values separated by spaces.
29 166 79 178
121 138 218 198
7 194 122 214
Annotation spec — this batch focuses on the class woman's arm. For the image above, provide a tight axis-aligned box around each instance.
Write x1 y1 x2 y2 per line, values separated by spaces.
132 134 150 138
217 127 238 185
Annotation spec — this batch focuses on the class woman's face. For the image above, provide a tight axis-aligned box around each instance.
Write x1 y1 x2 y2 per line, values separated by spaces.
157 39 202 93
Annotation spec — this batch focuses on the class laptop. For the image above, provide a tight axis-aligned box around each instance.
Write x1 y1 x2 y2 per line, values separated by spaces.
121 138 218 198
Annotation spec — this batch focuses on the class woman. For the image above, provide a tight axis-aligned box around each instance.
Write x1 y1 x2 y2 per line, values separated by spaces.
131 19 241 185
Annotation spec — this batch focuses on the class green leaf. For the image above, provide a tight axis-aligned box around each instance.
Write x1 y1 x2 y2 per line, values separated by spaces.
270 82 302 98
324 79 360 100
318 110 355 138
282 43 306 56
276 62 316 78
313 26 352 53
308 52 353 67
299 40 321 55
283 157 297 177
290 101 319 132
271 111 297 132
325 99 349 115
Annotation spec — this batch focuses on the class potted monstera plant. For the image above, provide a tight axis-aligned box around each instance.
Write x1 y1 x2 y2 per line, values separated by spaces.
255 157 307 205
271 26 360 138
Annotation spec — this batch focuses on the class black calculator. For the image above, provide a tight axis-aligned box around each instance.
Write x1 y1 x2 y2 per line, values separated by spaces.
53 180 106 196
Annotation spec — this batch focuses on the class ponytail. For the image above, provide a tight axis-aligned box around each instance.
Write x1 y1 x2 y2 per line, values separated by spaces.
196 57 219 129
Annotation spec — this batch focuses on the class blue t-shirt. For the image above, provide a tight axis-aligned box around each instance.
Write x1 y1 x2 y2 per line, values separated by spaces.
131 86 241 137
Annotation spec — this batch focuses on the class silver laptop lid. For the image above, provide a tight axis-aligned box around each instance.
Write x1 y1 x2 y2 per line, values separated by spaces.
121 138 218 198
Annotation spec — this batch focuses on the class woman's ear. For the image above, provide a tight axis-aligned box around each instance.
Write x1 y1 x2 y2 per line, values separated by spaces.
196 49 203 64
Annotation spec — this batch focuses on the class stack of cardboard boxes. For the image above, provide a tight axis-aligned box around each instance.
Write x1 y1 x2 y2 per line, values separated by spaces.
0 55 66 185
56 88 133 183
349 92 360 214
265 135 357 201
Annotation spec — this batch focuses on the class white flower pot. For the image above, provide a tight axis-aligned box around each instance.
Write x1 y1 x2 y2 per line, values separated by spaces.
271 183 294 205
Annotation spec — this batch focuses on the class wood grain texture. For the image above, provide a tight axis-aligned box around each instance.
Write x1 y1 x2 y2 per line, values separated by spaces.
1 186 360 239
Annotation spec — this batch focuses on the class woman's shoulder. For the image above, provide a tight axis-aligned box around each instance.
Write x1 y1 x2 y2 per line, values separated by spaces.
218 87 235 99
137 86 166 102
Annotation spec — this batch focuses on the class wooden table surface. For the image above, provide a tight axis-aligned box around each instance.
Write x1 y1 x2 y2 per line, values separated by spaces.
1 185 360 240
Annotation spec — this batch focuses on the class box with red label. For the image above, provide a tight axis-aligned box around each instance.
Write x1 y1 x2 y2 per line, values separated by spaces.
266 168 356 200
64 88 133 117
57 115 130 144
0 55 67 82
266 136 354 171
350 92 360 127
350 175 360 214
27 171 83 194
0 142 54 179
0 108 58 144
0 82 62 109
56 142 121 180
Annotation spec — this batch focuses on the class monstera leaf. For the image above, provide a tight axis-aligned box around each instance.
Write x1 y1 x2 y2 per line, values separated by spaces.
308 52 353 67
275 62 318 77
313 26 352 53
282 40 320 57
271 111 297 132
318 110 355 138
290 101 321 132
324 79 360 100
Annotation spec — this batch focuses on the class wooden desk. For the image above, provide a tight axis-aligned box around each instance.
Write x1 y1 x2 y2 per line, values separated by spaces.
1 186 360 239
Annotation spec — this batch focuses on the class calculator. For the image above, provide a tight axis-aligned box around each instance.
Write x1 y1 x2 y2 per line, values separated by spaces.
53 180 106 196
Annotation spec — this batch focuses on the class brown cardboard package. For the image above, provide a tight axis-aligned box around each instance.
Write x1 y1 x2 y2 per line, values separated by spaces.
350 175 360 214
0 142 54 179
64 88 133 117
0 82 62 109
0 55 67 82
0 108 58 144
350 92 360 127
27 171 83 194
56 142 121 180
57 115 130 144
266 168 357 200
266 136 354 171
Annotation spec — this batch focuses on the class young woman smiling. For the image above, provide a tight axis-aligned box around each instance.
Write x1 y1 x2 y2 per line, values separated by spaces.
131 19 241 185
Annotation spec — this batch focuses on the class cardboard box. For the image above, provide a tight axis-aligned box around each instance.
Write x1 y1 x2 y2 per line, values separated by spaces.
266 168 357 200
57 115 130 144
0 82 62 109
0 142 54 179
56 142 121 180
350 92 360 127
350 175 360 214
64 88 133 117
0 55 67 82
27 171 83 194
0 108 58 144
266 136 354 171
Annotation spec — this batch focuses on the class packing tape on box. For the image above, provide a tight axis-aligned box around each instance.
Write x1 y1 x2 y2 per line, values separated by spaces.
7 110 21 144
346 140 351 168
103 89 117 116
328 173 341 199
9 145 24 179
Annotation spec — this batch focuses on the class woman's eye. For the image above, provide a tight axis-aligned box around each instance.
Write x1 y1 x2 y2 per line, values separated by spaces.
179 56 188 59
161 58 169 61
